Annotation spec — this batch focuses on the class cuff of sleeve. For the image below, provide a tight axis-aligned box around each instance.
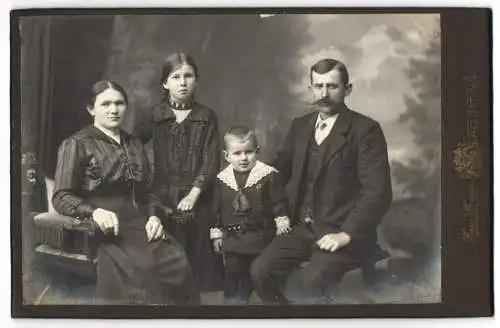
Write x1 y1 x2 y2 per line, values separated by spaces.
192 178 206 191
340 222 357 241
77 204 97 220
148 204 168 219
274 216 290 228
272 206 289 219
210 227 223 239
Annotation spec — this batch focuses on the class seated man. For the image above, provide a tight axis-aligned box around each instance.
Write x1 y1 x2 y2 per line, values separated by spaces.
250 58 393 304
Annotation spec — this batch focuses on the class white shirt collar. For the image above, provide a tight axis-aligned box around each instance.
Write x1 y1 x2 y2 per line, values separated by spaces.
315 112 338 129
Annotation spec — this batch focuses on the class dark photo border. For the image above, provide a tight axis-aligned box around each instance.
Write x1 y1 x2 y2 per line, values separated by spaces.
10 7 493 318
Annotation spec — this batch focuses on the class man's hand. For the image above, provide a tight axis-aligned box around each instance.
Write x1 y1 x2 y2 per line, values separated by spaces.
316 232 351 252
145 216 165 242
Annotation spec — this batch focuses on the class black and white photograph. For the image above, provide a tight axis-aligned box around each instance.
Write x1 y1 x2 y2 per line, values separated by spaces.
17 11 443 308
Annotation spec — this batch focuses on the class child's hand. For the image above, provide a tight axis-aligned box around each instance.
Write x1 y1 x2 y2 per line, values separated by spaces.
275 216 291 235
210 227 224 253
213 239 223 253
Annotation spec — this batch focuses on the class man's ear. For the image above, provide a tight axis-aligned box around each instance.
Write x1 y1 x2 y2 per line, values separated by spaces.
222 150 228 162
345 83 353 97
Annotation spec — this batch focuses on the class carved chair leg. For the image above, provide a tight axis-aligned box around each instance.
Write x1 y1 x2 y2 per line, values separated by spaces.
83 232 90 257
34 283 51 305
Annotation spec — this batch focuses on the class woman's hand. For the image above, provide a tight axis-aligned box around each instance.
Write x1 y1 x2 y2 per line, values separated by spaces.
177 187 201 211
145 216 165 242
92 208 119 236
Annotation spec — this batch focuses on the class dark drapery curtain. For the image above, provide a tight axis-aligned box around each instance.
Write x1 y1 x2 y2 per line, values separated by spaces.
20 17 55 216
20 16 115 279
19 17 55 276
20 15 115 198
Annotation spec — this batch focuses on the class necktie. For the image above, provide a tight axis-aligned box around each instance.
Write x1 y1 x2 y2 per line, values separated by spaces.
232 190 251 214
315 122 328 145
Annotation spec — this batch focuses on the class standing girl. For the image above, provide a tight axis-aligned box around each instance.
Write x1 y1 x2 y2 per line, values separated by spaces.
135 53 222 293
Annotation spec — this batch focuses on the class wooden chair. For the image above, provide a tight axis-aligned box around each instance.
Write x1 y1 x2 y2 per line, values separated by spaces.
29 178 195 304
30 177 98 303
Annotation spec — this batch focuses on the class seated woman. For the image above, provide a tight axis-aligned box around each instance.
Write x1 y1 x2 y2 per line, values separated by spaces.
52 80 198 305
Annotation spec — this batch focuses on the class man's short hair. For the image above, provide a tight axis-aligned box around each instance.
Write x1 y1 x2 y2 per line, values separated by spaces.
310 58 350 85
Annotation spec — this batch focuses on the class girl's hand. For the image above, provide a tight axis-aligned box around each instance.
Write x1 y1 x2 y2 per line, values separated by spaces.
145 216 165 242
177 187 201 211
92 208 119 236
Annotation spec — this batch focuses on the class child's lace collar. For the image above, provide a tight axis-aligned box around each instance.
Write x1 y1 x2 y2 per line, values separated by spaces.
217 161 277 191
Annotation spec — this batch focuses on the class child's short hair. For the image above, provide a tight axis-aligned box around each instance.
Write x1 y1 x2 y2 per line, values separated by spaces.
223 126 259 150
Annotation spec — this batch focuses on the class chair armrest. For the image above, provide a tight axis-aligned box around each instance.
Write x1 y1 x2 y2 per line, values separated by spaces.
32 212 96 235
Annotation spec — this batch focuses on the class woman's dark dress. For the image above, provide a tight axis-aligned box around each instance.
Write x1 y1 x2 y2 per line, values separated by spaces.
52 125 198 304
135 102 223 292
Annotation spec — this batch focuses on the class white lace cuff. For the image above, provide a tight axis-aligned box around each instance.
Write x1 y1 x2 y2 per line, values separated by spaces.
210 227 224 239
274 216 290 229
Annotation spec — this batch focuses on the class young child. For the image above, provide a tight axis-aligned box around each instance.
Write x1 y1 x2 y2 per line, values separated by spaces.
210 126 291 304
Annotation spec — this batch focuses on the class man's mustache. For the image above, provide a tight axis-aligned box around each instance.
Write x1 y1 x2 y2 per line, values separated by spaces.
312 98 335 106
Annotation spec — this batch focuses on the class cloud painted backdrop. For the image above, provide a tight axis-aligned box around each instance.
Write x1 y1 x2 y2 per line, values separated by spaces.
106 13 440 199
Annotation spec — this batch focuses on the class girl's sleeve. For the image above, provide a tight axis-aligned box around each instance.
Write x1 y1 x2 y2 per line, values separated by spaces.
193 112 221 192
209 179 224 239
136 140 171 219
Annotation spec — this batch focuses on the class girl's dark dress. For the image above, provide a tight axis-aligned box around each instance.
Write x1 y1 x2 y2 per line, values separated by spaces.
52 125 197 304
135 102 223 292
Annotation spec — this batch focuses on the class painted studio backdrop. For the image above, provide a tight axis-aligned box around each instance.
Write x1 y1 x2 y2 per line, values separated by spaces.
20 13 441 304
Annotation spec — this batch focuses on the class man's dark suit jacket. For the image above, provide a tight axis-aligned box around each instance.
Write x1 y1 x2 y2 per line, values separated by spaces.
273 107 393 249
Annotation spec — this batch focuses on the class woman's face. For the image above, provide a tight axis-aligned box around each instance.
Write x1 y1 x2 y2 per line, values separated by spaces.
87 88 127 130
163 64 197 103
